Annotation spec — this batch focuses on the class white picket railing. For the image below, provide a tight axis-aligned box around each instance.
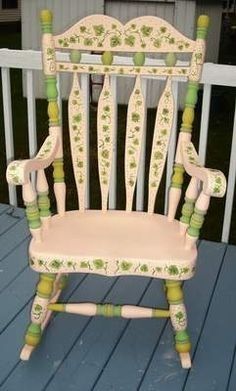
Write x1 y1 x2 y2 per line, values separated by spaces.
0 48 236 243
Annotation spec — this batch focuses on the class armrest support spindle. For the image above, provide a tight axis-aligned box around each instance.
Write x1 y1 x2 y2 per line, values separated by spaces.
37 169 51 230
179 176 199 235
181 141 226 248
185 191 210 249
23 182 42 243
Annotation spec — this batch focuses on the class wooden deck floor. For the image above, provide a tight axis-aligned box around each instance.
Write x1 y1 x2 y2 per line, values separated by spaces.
0 203 236 391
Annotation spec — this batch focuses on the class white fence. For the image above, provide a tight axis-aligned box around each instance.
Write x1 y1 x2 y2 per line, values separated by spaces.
1 48 236 243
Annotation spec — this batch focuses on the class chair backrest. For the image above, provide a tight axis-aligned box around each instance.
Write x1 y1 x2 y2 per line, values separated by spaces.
40 11 209 216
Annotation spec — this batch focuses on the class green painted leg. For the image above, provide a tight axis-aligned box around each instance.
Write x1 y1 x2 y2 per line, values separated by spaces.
165 280 192 368
20 273 67 360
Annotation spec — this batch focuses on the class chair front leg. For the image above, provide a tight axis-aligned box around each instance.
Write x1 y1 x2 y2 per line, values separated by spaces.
21 273 57 360
165 280 191 368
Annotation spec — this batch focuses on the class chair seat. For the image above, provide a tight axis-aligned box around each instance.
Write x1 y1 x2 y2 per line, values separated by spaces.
29 210 197 280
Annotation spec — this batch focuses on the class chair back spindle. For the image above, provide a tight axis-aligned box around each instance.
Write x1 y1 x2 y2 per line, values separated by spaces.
97 74 115 211
36 169 51 230
148 77 174 213
125 75 146 211
68 71 87 211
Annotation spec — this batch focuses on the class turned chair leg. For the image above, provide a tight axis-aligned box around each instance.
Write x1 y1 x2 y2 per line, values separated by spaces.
165 280 192 369
20 273 68 361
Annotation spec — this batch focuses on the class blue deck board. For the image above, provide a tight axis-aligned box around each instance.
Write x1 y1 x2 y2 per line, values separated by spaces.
0 206 25 236
184 244 236 391
0 216 29 260
0 266 38 333
0 274 85 385
45 278 162 391
0 204 11 215
92 279 167 391
1 275 117 390
138 240 227 391
228 348 236 391
0 204 236 391
0 237 30 294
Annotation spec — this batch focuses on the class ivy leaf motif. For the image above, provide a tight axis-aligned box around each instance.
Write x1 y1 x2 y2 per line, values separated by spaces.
93 259 105 269
131 112 140 122
93 24 105 36
49 259 62 270
167 265 179 275
110 35 121 47
140 25 153 37
120 261 132 271
84 38 93 46
125 35 136 47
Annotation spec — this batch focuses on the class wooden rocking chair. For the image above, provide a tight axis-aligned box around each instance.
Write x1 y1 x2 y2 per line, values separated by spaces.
6 10 226 368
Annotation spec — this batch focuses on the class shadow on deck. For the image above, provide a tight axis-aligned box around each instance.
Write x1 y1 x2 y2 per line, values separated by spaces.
0 203 236 391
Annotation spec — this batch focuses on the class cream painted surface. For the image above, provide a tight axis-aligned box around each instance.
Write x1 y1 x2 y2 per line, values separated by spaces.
56 62 190 77
6 134 59 185
181 141 227 198
54 14 195 52
29 209 197 279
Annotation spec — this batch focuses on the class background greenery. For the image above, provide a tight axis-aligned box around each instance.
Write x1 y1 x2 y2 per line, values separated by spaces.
0 27 235 243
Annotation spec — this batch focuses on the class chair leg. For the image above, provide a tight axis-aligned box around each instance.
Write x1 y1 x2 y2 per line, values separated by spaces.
20 273 68 361
165 280 192 369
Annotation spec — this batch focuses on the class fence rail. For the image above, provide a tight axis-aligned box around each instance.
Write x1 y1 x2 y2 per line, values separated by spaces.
0 48 236 243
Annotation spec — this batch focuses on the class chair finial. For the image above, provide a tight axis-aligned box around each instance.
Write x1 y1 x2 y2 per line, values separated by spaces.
40 9 53 33
197 15 209 39
197 15 209 29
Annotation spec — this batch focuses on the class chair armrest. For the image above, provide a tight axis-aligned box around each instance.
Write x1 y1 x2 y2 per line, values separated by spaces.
6 134 59 186
181 141 226 198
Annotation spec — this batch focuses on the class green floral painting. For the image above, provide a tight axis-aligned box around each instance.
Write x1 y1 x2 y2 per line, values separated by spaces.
56 16 194 52
97 76 114 197
30 256 195 280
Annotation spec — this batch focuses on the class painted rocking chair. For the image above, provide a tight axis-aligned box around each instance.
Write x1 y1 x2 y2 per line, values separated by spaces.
6 10 226 368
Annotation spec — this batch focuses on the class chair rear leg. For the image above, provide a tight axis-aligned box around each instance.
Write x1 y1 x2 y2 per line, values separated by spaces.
20 273 67 361
165 280 191 368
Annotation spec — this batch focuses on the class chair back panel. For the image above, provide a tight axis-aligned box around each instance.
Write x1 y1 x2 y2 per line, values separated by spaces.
40 11 207 215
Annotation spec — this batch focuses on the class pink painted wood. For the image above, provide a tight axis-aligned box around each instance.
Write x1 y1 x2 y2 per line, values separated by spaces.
6 10 227 368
